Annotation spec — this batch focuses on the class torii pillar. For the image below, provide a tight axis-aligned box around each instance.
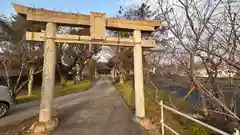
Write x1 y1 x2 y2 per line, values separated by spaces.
39 22 57 122
133 30 145 118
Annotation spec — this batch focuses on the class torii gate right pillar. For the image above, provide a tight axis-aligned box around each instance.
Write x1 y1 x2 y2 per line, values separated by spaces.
133 30 145 118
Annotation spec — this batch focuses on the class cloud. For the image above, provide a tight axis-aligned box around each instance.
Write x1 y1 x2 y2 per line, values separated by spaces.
119 0 178 11
119 0 142 6
118 0 160 11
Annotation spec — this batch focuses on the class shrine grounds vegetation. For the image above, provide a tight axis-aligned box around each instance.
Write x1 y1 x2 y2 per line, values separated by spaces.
15 80 93 104
114 80 215 135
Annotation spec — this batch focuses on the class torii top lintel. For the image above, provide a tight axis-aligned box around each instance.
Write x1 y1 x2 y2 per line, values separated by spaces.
12 3 162 32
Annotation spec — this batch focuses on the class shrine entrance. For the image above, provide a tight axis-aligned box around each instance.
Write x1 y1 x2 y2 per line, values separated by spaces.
12 3 160 123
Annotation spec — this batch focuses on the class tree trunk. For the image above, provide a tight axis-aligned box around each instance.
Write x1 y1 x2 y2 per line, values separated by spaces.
81 71 84 80
57 64 66 86
75 62 85 82
113 66 119 81
2 62 12 97
190 52 208 116
152 67 156 74
143 66 150 85
79 66 84 80
119 67 125 84
200 88 208 116
75 63 81 81
111 68 115 80
120 72 125 84
119 60 125 84
114 67 117 78
28 66 34 96
95 68 98 79
189 52 195 76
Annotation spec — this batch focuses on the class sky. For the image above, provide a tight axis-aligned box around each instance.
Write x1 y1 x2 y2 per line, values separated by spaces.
0 0 141 17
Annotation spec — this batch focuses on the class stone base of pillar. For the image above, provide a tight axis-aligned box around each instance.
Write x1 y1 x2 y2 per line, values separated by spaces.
29 117 59 135
132 116 154 130
29 110 59 135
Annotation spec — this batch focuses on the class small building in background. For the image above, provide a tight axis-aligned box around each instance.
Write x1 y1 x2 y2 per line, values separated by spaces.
195 67 237 78
96 62 111 74
194 62 237 78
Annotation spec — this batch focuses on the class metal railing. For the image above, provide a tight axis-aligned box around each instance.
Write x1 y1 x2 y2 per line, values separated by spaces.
159 100 239 135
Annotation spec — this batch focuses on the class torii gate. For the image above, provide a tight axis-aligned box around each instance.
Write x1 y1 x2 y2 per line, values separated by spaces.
13 3 161 126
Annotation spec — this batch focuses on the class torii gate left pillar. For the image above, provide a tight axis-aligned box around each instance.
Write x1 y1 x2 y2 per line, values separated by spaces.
39 22 57 122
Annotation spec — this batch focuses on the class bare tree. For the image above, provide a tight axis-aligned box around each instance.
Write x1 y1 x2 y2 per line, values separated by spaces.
65 28 101 82
0 14 43 99
152 0 240 123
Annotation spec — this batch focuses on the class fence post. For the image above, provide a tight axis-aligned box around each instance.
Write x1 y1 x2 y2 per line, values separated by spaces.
161 100 164 135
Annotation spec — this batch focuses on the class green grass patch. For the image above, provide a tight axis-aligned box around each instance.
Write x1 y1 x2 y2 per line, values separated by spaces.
15 95 40 104
115 82 135 108
55 80 93 97
15 80 93 104
114 81 215 135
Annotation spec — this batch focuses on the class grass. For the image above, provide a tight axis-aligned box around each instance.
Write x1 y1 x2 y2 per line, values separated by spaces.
115 82 135 108
15 80 93 104
115 81 215 135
